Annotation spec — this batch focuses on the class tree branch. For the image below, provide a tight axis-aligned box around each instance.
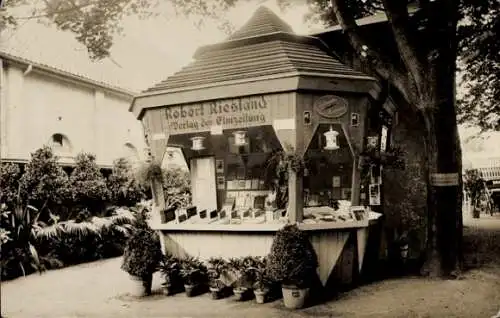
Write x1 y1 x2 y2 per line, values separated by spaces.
381 0 427 97
330 0 418 104
14 0 102 20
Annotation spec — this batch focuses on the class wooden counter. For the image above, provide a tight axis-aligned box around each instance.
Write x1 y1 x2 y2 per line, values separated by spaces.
151 219 369 232
154 215 379 287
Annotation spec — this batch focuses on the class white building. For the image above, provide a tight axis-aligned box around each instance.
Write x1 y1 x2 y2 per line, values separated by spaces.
0 51 147 168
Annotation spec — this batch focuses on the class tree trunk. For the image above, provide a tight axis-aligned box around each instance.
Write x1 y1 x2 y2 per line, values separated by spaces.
420 104 462 277
414 1 462 278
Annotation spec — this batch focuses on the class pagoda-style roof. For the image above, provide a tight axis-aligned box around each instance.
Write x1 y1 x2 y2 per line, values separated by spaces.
227 6 293 40
141 6 369 94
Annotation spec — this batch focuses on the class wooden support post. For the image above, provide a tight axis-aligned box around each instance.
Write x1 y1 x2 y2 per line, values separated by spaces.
351 158 361 205
150 178 168 255
288 169 303 223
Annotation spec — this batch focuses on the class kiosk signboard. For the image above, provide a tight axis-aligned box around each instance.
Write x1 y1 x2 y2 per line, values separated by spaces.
164 95 272 135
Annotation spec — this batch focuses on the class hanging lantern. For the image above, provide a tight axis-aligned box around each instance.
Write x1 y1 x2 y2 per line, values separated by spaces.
323 126 339 150
233 131 247 147
190 136 205 151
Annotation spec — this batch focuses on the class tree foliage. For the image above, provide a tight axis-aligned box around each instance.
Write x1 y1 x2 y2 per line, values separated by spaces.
107 157 145 207
69 152 109 212
0 163 22 209
18 146 71 211
456 0 500 131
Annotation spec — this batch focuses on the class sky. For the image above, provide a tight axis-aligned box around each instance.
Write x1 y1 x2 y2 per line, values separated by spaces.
0 0 314 92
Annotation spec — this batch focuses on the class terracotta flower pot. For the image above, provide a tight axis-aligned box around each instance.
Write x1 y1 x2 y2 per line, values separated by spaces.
233 287 250 301
281 285 309 309
162 283 183 296
209 287 224 299
184 284 197 297
253 288 268 304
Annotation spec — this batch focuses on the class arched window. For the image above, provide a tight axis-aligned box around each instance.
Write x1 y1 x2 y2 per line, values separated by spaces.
49 133 72 156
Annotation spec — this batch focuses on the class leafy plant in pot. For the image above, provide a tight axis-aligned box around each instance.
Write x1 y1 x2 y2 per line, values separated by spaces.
228 257 254 301
121 226 162 297
159 254 184 296
246 256 272 304
206 257 230 299
266 224 318 309
180 256 208 297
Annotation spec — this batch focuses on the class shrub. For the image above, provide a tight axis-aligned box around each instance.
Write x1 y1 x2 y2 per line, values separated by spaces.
121 226 162 278
107 158 145 207
266 224 318 288
19 146 70 213
0 163 21 209
69 153 109 213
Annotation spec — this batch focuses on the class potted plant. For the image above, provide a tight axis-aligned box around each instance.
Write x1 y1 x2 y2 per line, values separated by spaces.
180 256 207 297
246 256 271 304
266 224 318 309
159 254 184 296
264 146 306 214
206 257 230 299
228 257 254 301
121 226 163 297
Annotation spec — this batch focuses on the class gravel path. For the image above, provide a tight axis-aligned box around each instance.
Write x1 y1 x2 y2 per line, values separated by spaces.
2 216 500 318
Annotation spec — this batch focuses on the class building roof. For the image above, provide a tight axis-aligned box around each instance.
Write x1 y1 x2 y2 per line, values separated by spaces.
141 6 369 94
1 51 135 98
227 6 294 40
0 21 142 94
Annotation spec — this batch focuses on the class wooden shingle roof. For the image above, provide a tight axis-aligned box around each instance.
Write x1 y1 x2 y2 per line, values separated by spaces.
142 6 368 94
227 6 293 40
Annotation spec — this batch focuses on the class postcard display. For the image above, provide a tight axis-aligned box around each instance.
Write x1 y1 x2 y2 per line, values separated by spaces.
147 91 389 227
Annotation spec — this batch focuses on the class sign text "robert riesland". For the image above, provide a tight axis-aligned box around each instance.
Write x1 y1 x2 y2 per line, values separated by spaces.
165 96 268 120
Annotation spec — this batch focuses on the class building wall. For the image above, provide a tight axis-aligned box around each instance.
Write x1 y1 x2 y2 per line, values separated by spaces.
0 60 147 167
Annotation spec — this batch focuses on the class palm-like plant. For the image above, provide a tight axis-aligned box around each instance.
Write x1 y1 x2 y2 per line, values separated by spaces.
0 197 50 277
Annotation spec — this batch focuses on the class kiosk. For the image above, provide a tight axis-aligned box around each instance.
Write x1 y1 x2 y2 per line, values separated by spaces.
130 6 389 287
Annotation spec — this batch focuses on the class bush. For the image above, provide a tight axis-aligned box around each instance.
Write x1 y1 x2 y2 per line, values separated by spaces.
266 224 318 288
19 146 70 213
107 158 145 207
121 226 162 278
0 163 22 209
69 153 109 213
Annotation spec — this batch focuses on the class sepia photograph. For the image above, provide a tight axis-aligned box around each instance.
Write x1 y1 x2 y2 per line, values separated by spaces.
0 0 499 317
